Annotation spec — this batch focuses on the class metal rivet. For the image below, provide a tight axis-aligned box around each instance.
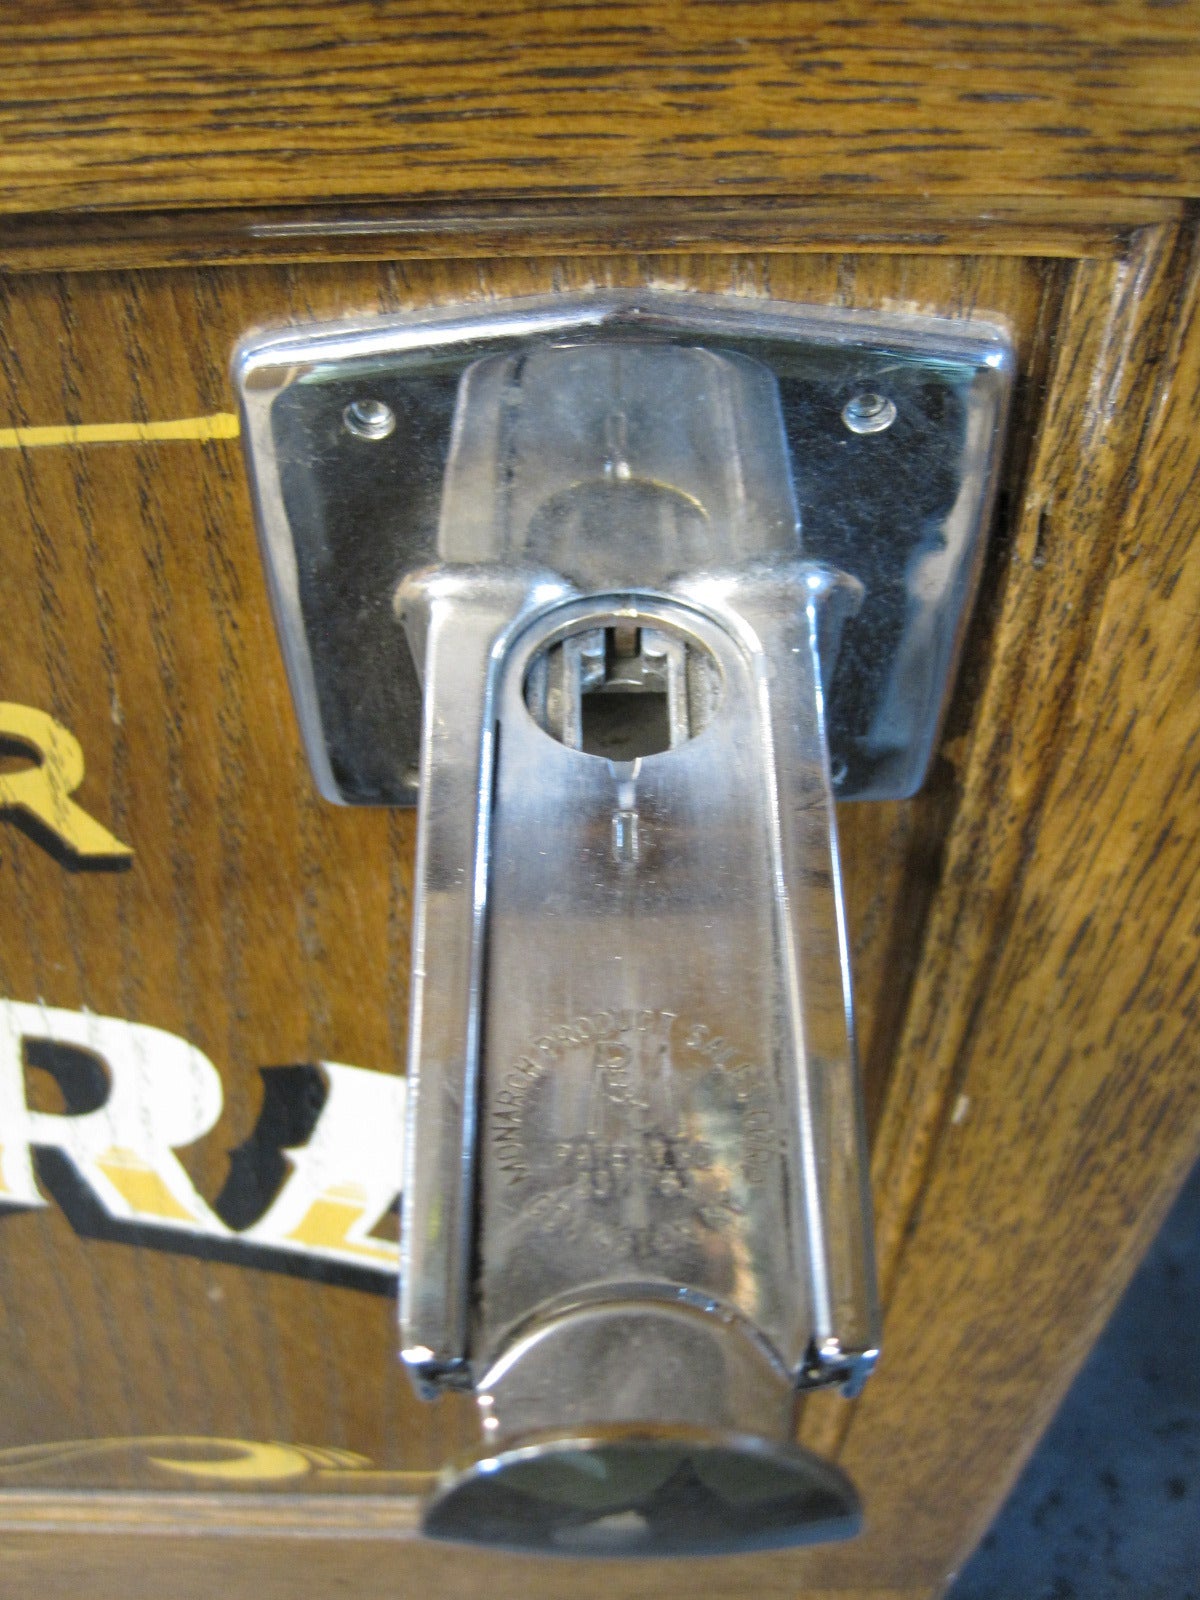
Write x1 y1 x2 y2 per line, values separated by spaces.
343 398 396 440
841 392 897 435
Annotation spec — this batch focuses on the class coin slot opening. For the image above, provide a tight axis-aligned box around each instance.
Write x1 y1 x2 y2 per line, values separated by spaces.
523 620 720 760
580 626 671 760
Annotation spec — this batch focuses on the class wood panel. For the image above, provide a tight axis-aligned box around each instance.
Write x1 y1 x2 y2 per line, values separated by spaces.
1 220 1198 1598
0 252 1048 1520
0 195 1181 276
831 220 1200 1594
0 1525 934 1600
801 221 1197 1489
2 3 1200 215
0 1 1198 1592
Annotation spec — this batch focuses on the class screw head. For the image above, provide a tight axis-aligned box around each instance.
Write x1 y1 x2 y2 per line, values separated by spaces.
841 392 897 435
343 398 396 440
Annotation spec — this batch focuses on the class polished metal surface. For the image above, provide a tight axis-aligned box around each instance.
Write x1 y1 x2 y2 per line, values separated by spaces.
238 296 1012 1557
236 291 1012 806
424 1428 863 1558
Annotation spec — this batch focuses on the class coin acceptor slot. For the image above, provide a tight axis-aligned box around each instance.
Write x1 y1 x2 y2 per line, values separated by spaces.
524 621 720 761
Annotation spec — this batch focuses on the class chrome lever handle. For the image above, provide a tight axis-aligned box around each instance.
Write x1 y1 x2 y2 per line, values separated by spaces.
396 340 874 1556
237 293 1011 1557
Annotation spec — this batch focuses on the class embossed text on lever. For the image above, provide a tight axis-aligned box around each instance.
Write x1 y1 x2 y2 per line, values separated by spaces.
237 294 1012 1558
398 340 872 1555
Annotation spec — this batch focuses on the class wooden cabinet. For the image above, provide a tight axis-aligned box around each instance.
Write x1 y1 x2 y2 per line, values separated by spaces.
1 8 1198 1597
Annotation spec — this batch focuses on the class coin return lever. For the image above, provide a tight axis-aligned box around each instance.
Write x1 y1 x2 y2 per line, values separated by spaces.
238 294 1011 1557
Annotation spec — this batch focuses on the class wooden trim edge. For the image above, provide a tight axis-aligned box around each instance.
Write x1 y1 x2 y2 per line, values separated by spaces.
0 195 1184 274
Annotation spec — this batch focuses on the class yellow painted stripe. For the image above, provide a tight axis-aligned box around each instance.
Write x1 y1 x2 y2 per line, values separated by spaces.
0 413 240 449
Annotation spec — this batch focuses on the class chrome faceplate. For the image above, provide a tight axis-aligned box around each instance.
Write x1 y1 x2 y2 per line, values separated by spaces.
237 292 1012 807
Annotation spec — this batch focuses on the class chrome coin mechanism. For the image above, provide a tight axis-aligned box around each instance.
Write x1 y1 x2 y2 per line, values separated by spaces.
237 293 1012 1558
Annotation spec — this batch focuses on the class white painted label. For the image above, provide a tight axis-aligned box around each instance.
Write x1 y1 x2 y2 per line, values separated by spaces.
0 999 403 1275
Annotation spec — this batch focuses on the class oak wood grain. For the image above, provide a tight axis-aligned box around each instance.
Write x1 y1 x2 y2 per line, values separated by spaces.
0 195 1180 275
0 209 1198 1599
0 253 1048 1537
800 222 1200 1596
0 1521 934 1600
3 3 1200 215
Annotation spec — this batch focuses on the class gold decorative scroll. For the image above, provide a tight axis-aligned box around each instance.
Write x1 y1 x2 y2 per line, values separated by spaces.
0 1437 436 1491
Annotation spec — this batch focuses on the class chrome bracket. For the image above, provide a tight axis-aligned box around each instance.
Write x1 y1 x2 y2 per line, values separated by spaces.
237 294 1011 1558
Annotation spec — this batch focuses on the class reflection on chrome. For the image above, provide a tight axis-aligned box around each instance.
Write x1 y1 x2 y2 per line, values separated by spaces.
239 295 1012 1555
